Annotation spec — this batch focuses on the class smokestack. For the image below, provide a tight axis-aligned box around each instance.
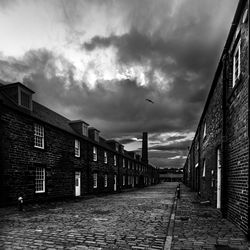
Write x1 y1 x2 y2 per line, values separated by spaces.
142 132 148 164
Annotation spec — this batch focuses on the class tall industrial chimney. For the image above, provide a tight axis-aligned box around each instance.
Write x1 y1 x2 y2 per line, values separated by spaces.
141 132 148 164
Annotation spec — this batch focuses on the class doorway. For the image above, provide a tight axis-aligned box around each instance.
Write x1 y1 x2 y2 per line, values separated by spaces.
75 171 81 196
114 174 117 191
217 148 221 208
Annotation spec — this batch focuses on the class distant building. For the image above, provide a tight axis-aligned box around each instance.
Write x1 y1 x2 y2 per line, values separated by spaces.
159 168 183 182
183 0 249 237
0 82 160 206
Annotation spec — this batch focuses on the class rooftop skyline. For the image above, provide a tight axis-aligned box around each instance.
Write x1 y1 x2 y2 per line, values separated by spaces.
0 0 238 168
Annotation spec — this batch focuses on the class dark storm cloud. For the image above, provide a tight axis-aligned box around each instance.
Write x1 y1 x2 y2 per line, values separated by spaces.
81 0 238 139
149 140 192 152
0 0 238 169
167 136 187 142
148 150 187 169
117 138 138 145
0 49 203 139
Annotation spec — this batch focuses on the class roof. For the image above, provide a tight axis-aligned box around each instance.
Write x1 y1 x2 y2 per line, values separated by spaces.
0 82 35 93
0 81 154 166
32 101 79 136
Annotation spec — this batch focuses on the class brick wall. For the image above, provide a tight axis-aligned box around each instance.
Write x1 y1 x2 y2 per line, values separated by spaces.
183 0 249 235
0 105 88 205
225 3 249 233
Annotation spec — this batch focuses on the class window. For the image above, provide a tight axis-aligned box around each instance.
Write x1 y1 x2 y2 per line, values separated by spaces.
82 124 88 136
93 173 97 188
93 146 97 161
203 122 207 139
115 143 119 151
211 170 215 187
242 8 248 23
35 167 45 193
202 160 206 177
34 124 44 149
20 90 31 109
114 155 117 166
128 161 130 169
104 174 108 187
123 158 125 168
233 39 241 87
123 175 126 186
104 151 108 164
75 139 80 157
94 130 99 142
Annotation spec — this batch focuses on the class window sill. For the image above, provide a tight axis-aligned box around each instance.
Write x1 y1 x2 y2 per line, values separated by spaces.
35 191 46 195
34 146 45 150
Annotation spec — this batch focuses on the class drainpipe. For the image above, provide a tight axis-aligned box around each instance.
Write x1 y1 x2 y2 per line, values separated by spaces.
221 51 228 218
248 0 250 239
197 128 200 196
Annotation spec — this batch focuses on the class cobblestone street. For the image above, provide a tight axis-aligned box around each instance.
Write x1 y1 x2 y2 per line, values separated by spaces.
0 183 177 250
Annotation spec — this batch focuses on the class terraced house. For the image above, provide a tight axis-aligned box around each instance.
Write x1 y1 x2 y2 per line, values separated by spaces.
183 0 249 237
0 82 159 206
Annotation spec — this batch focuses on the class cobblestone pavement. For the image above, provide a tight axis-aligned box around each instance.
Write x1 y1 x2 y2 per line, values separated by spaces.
171 184 250 250
0 182 177 250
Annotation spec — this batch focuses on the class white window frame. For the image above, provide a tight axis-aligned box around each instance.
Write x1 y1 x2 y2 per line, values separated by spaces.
203 122 207 139
104 174 108 187
114 155 117 166
34 124 44 149
123 158 125 168
35 167 45 193
104 151 108 164
93 173 97 188
233 39 241 88
202 160 206 177
93 146 97 161
75 139 80 157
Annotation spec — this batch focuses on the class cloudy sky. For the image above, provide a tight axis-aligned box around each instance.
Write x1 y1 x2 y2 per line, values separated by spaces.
0 0 238 169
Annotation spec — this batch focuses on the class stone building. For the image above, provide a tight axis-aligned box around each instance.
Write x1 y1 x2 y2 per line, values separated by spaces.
0 82 159 206
183 0 249 236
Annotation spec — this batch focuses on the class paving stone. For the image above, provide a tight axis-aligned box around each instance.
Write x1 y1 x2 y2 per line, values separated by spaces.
171 184 250 250
0 183 177 249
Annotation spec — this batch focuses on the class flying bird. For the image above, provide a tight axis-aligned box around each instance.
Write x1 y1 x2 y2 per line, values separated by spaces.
145 99 154 104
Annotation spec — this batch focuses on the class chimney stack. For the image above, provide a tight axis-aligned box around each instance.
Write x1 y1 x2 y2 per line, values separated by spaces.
142 132 148 164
